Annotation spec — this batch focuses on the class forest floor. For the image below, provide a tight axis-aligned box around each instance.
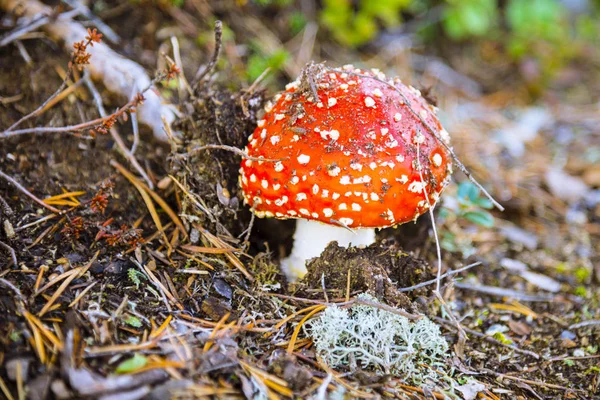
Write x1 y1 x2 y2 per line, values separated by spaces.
0 1 598 399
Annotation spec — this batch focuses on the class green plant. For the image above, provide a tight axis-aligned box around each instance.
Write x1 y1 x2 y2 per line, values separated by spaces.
442 181 495 228
246 44 290 83
128 268 146 289
308 294 449 383
115 353 148 373
320 0 412 47
442 0 498 40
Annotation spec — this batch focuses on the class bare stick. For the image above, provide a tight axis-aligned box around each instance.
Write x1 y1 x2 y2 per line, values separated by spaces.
61 0 121 44
328 67 504 211
0 169 60 213
0 9 79 47
0 194 13 216
569 320 600 329
0 0 176 140
83 73 153 188
433 316 541 359
177 144 284 163
0 241 17 267
130 106 140 155
415 138 443 293
193 20 222 86
398 262 481 292
1 94 138 138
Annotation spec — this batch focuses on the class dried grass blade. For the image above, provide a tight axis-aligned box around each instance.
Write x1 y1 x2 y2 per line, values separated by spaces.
68 281 97 308
265 304 323 338
38 270 79 317
142 263 184 311
149 315 173 340
181 244 240 254
197 225 253 281
34 267 79 297
0 375 15 400
286 305 326 354
112 161 187 239
24 312 63 350
111 160 170 245
43 191 86 203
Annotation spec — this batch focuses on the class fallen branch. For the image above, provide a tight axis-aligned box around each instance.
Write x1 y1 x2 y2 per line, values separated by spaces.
0 0 176 140
0 169 60 213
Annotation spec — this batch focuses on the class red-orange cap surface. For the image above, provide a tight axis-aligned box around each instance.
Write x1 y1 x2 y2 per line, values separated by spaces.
239 64 453 228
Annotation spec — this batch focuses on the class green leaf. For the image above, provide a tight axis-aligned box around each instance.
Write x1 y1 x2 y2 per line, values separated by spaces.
474 197 494 209
123 315 143 328
463 210 495 227
115 353 148 374
457 181 480 202
563 359 575 367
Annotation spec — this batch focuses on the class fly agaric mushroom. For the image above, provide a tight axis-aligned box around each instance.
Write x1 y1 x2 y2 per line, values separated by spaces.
239 64 452 281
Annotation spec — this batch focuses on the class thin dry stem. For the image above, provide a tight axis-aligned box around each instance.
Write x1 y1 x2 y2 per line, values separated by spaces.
0 169 60 213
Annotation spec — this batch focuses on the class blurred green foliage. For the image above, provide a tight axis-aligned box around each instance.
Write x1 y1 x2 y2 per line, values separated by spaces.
247 0 599 87
246 43 290 83
452 181 495 228
442 0 497 40
320 0 412 46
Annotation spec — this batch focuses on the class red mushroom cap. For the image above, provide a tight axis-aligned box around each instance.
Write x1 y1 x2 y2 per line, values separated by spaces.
239 64 452 228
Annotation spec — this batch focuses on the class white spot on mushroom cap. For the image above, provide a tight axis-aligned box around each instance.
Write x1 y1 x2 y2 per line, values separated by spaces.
274 161 284 172
351 203 361 211
274 196 288 206
250 174 257 183
285 80 299 90
328 98 337 107
370 193 379 201
340 176 351 185
353 175 372 184
396 175 409 184
291 176 300 185
323 208 333 217
257 119 265 127
364 97 376 108
413 133 426 144
373 88 383 97
299 209 309 215
332 193 340 200
261 180 268 189
328 166 341 177
338 203 347 210
408 180 426 193
311 212 319 218
432 153 443 167
297 193 307 201
394 113 402 122
339 217 353 226
297 154 310 164
312 184 319 195
270 136 280 145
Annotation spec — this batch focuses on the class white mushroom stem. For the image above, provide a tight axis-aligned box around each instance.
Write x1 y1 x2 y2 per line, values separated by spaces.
281 219 376 282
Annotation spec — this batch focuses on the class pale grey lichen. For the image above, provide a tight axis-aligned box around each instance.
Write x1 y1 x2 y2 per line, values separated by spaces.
307 294 449 384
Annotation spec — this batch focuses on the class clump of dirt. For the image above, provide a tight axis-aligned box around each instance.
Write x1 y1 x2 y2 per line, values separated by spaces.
171 82 265 236
301 240 433 310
